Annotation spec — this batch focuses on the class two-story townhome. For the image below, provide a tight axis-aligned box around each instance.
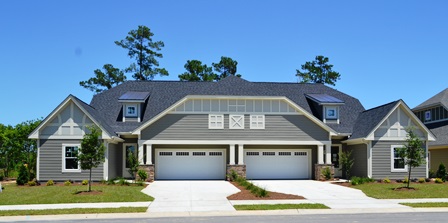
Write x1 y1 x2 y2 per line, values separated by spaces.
29 76 434 181
413 88 448 172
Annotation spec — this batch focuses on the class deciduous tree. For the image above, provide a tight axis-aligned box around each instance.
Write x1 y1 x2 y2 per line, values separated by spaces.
397 127 426 188
115 25 168 80
79 64 126 93
78 126 105 192
296 55 341 86
178 60 216 81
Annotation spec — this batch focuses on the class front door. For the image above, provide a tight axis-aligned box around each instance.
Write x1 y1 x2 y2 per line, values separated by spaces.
123 143 137 178
331 146 342 177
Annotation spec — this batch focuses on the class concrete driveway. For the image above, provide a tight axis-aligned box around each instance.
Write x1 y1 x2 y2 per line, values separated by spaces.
142 181 240 212
252 180 412 210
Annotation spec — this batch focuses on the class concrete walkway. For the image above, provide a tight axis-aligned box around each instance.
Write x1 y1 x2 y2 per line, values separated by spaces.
142 181 240 212
251 180 412 209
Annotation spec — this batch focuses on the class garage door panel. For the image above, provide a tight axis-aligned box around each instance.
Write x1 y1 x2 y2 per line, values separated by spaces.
155 149 225 180
245 149 309 180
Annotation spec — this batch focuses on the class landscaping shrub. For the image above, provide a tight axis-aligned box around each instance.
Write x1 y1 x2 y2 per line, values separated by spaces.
231 172 269 198
436 163 447 181
228 170 239 182
107 179 115 185
403 177 409 184
117 178 130 186
16 164 29 185
0 174 4 181
137 170 148 182
64 180 72 186
100 179 107 184
351 176 375 185
46 180 54 186
418 178 426 183
382 178 391 183
429 169 437 178
256 188 269 197
28 181 37 186
435 178 444 184
82 180 89 185
322 167 332 180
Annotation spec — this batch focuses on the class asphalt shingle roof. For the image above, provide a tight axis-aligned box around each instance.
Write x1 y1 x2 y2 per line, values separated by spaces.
426 120 448 146
89 76 366 135
349 100 400 139
414 88 448 110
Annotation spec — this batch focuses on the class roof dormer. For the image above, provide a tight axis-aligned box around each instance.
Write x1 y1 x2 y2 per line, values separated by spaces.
305 94 345 124
118 91 150 122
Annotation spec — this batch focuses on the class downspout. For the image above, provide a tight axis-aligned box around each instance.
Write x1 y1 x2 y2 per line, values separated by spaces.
364 140 372 178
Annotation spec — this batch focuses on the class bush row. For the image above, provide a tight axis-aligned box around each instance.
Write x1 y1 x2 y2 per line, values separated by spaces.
228 170 269 197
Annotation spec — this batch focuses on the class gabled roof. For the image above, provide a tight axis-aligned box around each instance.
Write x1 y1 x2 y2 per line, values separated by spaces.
413 88 448 111
29 95 115 139
89 76 365 134
348 100 435 141
425 120 448 147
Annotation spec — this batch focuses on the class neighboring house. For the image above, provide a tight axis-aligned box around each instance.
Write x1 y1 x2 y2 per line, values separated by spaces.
29 76 434 181
412 88 448 172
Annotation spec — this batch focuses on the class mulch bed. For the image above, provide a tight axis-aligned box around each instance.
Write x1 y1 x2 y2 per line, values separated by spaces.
74 190 103 195
227 182 305 200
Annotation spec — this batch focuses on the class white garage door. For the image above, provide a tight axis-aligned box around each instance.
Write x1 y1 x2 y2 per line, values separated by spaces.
245 149 310 179
155 149 226 180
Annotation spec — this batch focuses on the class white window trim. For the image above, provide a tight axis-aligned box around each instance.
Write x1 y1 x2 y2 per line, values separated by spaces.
425 110 431 121
229 115 244 129
125 104 138 117
209 114 224 129
391 145 408 172
325 106 338 120
250 115 265 129
62 144 81 173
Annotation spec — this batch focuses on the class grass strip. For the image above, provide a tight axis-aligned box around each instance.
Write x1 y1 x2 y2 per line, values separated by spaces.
234 203 329 210
400 202 448 208
352 183 448 199
0 207 148 216
0 184 153 205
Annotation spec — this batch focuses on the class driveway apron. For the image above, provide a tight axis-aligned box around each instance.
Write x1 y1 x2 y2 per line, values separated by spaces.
252 180 412 209
142 181 240 212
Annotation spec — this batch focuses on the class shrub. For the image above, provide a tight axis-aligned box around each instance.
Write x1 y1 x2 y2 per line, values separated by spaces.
245 183 255 191
137 170 148 182
228 170 239 182
402 177 409 184
418 178 425 183
117 178 130 186
107 179 115 185
0 174 4 181
322 167 332 180
256 187 269 197
16 164 29 186
135 181 144 186
64 180 72 186
351 176 374 185
429 169 437 178
100 179 107 184
82 180 89 185
436 163 447 181
46 180 54 186
28 181 37 186
435 178 444 184
382 178 391 183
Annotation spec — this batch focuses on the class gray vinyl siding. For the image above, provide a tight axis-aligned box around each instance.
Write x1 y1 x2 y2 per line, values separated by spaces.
429 148 448 171
39 139 103 181
107 143 120 180
346 144 368 178
141 114 329 141
371 140 426 179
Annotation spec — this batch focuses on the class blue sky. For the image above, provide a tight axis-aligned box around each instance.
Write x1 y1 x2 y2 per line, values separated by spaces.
1 0 447 126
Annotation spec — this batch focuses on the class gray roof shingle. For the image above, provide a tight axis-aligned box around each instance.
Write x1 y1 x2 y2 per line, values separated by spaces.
425 121 448 146
414 88 448 110
89 76 365 135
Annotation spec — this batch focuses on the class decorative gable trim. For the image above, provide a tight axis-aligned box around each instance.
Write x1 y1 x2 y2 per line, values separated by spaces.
29 95 113 140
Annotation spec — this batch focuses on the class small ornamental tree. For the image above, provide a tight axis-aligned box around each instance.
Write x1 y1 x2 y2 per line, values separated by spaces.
397 127 426 189
127 150 139 180
339 150 354 180
78 126 105 192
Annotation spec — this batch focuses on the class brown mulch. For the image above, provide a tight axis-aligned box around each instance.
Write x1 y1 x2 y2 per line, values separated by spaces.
332 180 440 188
74 190 103 195
227 182 305 200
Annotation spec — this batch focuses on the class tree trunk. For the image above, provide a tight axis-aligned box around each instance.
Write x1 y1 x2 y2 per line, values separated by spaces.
89 168 92 192
407 164 412 188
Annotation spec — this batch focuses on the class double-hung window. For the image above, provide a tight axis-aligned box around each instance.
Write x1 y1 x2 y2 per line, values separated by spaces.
209 114 224 129
391 145 407 172
250 115 265 129
62 144 81 172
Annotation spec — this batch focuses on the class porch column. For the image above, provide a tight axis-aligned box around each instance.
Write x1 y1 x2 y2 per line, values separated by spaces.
229 144 235 165
146 144 152 165
103 142 109 181
318 145 324 164
138 143 144 165
325 143 332 164
238 144 244 165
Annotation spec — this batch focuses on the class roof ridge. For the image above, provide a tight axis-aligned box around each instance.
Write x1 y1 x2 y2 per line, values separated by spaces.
362 100 400 113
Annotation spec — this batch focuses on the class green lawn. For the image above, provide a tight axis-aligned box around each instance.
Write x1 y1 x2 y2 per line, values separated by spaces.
0 184 153 205
352 183 448 199
400 202 448 208
0 207 148 216
233 204 329 210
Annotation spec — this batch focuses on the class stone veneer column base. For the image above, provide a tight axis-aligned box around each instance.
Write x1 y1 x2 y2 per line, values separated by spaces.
314 164 334 181
138 164 155 182
226 164 246 181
